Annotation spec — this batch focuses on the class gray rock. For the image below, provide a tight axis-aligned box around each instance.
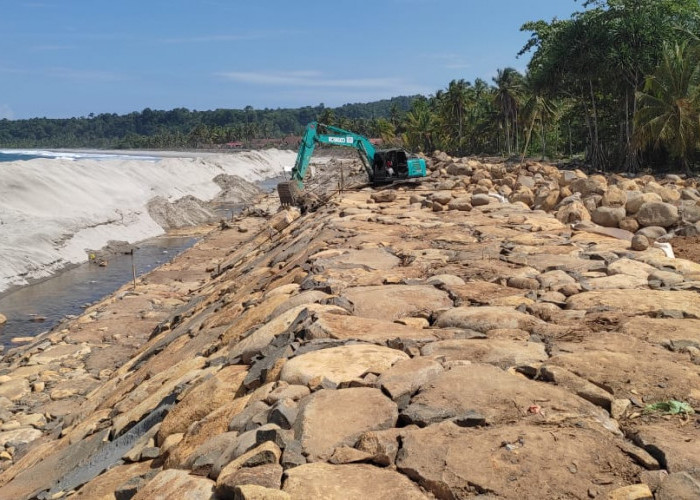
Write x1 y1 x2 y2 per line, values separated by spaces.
281 439 306 470
591 206 626 227
636 202 680 228
631 234 650 251
399 403 459 427
216 463 283 498
636 226 667 239
256 424 292 449
471 194 493 206
210 429 259 479
656 472 700 500
186 431 240 473
268 399 298 430
229 401 270 432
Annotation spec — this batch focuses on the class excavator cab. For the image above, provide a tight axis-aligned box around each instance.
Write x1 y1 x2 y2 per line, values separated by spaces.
372 149 423 183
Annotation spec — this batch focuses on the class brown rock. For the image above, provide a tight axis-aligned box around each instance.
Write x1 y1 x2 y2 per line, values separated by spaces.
132 469 215 500
602 186 628 208
404 364 618 433
341 285 453 322
396 422 638 499
294 388 398 461
635 202 680 228
305 313 438 344
631 234 649 251
158 365 247 443
370 191 397 203
377 357 444 405
329 446 373 464
435 306 545 333
283 463 429 499
606 484 653 499
217 463 283 496
280 344 408 387
421 339 548 368
556 200 591 224
619 218 639 233
234 484 291 500
655 472 700 500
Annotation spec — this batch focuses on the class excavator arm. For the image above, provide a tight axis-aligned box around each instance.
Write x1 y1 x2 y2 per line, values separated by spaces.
287 121 376 188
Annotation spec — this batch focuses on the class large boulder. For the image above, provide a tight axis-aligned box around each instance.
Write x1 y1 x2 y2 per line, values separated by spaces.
396 422 641 499
435 306 545 333
280 344 408 386
294 388 398 461
635 202 680 228
570 177 607 197
601 186 628 208
626 192 662 215
132 469 215 500
591 206 626 228
556 200 591 224
283 463 429 499
341 285 453 322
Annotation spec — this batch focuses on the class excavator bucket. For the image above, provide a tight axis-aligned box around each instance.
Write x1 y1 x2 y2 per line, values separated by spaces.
277 181 300 207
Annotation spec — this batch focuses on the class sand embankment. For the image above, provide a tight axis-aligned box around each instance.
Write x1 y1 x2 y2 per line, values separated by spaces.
0 154 699 499
0 149 295 294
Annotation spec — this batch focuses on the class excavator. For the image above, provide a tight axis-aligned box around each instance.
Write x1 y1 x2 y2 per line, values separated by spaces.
277 121 427 208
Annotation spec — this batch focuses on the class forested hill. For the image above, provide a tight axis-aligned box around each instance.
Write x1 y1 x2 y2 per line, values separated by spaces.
0 96 418 150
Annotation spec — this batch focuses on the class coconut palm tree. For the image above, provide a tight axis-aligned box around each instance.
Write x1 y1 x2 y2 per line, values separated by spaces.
403 99 436 153
634 41 700 174
493 68 523 156
440 79 471 153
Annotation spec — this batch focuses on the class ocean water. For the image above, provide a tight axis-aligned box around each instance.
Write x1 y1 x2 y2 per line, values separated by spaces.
0 150 160 162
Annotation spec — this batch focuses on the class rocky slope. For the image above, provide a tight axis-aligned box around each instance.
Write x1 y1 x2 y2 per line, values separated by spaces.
0 154 699 499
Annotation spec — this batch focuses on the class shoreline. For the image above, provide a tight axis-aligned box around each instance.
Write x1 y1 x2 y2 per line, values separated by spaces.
0 225 212 303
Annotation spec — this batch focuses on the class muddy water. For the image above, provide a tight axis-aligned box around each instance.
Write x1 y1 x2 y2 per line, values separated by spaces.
0 235 196 348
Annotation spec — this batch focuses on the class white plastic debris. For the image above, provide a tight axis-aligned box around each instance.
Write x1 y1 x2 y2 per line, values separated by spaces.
653 241 675 259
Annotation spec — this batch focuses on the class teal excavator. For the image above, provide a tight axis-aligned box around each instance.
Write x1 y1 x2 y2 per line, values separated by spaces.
277 121 427 208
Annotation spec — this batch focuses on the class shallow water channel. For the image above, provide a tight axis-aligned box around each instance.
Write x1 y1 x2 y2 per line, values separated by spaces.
0 235 196 349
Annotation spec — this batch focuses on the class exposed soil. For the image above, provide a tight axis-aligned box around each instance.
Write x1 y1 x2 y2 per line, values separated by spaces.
671 236 700 263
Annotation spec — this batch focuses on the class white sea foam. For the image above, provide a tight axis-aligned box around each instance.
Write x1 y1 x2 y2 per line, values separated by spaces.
0 149 295 292
1 149 163 161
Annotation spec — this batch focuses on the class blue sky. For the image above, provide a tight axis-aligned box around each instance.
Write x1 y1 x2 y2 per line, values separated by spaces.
0 0 584 119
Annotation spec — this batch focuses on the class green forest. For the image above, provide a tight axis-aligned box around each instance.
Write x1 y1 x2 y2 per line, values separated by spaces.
2 0 700 173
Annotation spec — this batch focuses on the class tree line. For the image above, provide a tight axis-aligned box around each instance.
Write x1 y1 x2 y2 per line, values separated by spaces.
2 0 700 173
397 0 700 173
0 97 417 150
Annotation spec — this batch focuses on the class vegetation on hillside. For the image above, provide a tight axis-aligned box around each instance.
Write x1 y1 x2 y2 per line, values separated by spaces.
2 0 700 172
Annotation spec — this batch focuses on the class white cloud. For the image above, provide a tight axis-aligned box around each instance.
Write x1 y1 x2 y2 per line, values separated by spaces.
422 52 471 70
218 70 425 92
